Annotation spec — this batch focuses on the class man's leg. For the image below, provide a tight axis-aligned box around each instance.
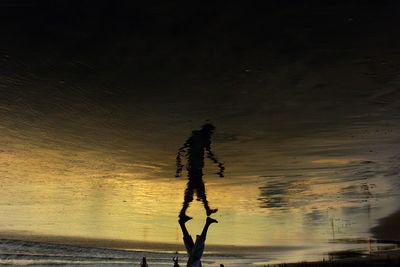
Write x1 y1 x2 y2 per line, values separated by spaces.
180 182 195 218
179 216 194 252
185 217 217 266
196 180 218 216
200 217 218 240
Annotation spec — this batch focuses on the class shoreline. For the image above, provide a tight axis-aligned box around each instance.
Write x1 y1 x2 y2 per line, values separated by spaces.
1 231 399 266
0 231 306 254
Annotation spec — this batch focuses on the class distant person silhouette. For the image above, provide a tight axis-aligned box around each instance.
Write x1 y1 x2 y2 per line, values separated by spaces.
179 216 218 267
176 123 225 219
140 257 148 267
173 256 179 267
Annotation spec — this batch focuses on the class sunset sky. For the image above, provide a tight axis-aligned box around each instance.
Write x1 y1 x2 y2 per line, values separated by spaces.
1 1 400 249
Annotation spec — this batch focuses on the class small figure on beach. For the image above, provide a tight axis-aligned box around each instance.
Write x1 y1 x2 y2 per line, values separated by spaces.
176 123 225 219
140 257 148 267
173 256 180 267
179 216 218 267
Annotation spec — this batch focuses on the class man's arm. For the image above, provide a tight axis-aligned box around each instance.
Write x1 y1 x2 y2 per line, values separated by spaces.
175 141 189 177
206 147 225 177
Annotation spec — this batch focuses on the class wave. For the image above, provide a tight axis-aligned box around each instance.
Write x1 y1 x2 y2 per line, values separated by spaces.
0 239 170 266
0 239 243 267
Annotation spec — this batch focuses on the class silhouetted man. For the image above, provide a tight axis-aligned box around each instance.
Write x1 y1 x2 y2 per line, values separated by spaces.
140 257 148 267
176 123 224 219
173 256 179 267
179 216 218 267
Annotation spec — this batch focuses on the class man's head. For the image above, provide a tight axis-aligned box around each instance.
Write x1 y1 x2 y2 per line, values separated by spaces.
200 123 216 135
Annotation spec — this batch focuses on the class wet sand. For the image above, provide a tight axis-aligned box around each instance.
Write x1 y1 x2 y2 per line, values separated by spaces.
282 249 400 267
0 231 305 254
1 232 400 266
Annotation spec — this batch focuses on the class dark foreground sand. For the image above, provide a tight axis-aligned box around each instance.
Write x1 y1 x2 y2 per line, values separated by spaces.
371 209 400 241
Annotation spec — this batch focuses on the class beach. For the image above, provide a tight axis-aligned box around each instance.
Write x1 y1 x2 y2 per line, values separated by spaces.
1 233 399 267
0 236 261 267
1 1 400 266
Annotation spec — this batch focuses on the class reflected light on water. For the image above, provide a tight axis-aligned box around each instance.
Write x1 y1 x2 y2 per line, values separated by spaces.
0 132 400 249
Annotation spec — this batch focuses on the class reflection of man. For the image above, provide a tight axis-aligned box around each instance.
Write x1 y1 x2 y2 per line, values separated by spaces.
179 216 218 267
176 123 225 219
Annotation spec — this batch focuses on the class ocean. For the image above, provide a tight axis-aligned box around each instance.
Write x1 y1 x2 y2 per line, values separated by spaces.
0 238 250 267
1 237 391 267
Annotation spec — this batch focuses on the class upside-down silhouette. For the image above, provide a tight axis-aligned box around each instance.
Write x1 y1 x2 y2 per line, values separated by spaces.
179 216 218 267
176 123 225 219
